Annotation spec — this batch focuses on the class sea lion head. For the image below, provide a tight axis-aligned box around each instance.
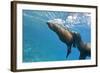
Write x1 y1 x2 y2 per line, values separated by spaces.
47 19 65 31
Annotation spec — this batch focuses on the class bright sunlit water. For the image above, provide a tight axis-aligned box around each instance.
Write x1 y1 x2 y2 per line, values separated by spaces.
23 10 91 62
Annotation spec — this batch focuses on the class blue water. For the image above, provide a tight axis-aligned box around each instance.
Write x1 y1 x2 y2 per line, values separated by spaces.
23 10 91 62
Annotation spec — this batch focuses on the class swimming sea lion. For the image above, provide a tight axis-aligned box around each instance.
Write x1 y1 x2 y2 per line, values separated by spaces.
46 19 77 58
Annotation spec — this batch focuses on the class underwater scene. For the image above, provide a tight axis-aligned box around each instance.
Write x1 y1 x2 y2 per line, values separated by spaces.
23 10 91 62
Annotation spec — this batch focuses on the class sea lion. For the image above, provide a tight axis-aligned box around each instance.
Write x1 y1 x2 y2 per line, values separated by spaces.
46 19 77 58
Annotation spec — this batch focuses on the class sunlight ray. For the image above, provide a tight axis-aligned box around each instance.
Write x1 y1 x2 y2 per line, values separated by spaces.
23 13 46 22
32 12 49 20
48 12 55 19
51 12 56 19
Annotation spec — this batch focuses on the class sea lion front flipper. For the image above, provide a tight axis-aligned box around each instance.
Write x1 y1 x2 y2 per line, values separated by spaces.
71 31 78 48
66 46 71 59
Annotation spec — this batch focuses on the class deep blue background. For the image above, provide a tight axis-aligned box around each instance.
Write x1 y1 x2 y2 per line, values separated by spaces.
23 10 91 62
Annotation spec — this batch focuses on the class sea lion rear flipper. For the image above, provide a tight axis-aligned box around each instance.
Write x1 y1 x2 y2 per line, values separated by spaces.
79 53 86 60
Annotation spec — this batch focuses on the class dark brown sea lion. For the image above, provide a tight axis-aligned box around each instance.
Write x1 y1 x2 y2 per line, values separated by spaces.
47 19 77 58
47 19 91 60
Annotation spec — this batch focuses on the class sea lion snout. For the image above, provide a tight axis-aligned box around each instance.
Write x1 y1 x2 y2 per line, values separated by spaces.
47 21 54 29
46 21 50 25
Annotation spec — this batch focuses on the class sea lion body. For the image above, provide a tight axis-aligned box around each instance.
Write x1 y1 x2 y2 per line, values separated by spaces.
47 19 76 58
